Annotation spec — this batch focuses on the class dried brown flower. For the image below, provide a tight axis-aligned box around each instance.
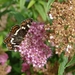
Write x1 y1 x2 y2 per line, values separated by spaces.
0 14 8 31
33 62 58 75
45 0 75 57
0 64 7 75
0 46 5 54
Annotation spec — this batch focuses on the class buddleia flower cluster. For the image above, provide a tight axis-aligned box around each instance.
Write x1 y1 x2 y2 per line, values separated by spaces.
0 47 11 75
15 21 52 72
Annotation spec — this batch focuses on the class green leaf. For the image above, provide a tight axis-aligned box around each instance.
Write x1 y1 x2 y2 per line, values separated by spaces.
0 36 3 46
58 56 68 75
0 0 10 4
12 51 20 58
32 8 38 19
39 1 46 6
39 1 47 15
72 72 75 75
46 0 55 13
21 74 25 75
27 0 36 9
65 65 75 73
66 55 75 67
58 0 64 3
10 11 25 24
44 40 50 46
34 3 46 21
13 64 21 73
20 0 26 9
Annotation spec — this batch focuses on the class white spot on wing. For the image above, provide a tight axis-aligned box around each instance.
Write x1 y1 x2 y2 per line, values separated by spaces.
11 38 16 44
27 24 30 28
14 27 25 35
14 28 21 35
21 26 26 29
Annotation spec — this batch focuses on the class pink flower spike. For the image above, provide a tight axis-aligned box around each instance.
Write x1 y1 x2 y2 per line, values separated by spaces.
0 53 8 65
21 63 30 72
6 66 12 74
15 21 52 68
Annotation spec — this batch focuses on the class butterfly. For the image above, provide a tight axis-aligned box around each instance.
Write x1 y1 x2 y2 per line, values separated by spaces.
4 18 33 50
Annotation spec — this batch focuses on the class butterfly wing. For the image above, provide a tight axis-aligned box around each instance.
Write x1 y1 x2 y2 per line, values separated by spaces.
4 19 33 50
6 43 14 50
12 28 27 45
10 25 20 35
20 18 33 28
4 25 20 50
4 36 11 44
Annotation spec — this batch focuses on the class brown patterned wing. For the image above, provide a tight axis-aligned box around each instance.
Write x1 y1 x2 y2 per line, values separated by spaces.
4 25 20 50
4 37 14 50
10 25 20 35
20 20 27 27
26 18 33 24
20 18 33 27
4 25 20 44
4 36 11 44
4 19 32 50
6 43 14 50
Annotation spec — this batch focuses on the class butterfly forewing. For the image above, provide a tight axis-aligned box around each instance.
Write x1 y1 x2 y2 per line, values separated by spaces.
10 25 20 35
12 28 26 45
4 18 33 50
26 18 33 24
21 18 33 27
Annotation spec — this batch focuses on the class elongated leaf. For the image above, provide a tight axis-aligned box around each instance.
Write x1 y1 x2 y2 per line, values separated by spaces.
10 11 25 24
13 63 21 73
32 8 38 19
22 73 26 75
0 0 10 4
39 1 46 6
66 55 75 67
58 0 64 3
58 56 68 75
34 3 46 21
0 36 3 46
39 1 47 14
58 0 67 3
72 72 75 75
27 0 36 9
46 0 55 13
20 0 26 9
12 51 20 58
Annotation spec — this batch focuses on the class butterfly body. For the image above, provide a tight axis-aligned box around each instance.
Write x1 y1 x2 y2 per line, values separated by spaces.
4 18 33 50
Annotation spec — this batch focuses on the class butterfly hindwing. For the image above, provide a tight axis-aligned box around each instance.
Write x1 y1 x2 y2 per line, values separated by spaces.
7 43 14 50
4 35 11 44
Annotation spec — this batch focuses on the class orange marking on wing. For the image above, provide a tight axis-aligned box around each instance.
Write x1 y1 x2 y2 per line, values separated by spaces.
7 43 13 50
26 18 33 23
20 18 33 27
21 22 27 27
4 37 11 44
10 25 20 35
